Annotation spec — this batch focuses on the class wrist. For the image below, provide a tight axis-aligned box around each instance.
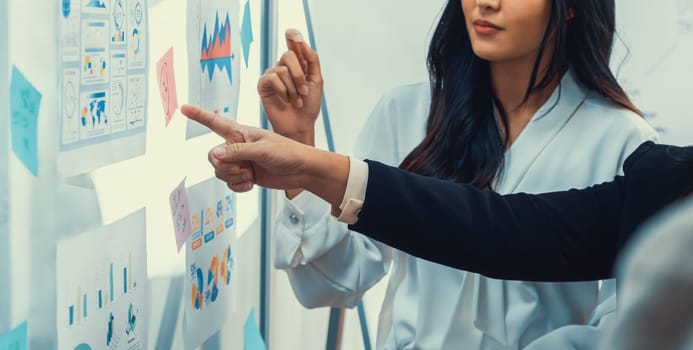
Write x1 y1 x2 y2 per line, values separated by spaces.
300 150 349 208
283 128 315 146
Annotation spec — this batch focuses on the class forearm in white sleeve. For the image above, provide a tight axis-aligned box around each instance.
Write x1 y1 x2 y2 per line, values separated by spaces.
272 89 402 309
273 189 391 308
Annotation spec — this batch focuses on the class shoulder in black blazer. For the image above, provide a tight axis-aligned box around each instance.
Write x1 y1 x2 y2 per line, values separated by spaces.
349 141 693 282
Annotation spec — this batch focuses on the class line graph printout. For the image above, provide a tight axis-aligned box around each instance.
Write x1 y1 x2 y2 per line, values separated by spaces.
186 0 241 139
58 0 148 176
57 209 147 350
184 178 236 349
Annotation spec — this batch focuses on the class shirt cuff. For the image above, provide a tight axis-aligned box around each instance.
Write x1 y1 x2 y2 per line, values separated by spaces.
334 158 368 225
281 189 331 233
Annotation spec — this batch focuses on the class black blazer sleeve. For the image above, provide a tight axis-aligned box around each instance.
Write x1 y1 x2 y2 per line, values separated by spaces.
349 160 624 281
348 141 693 282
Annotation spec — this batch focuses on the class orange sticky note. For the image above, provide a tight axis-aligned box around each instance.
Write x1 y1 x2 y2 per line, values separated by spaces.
157 47 179 126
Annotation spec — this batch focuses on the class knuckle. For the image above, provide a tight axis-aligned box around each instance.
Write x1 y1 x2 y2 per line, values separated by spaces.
229 142 243 154
270 72 283 84
208 150 218 166
281 51 296 61
214 169 227 181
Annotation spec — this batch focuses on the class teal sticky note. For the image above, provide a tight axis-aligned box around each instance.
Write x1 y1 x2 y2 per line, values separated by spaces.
0 321 28 350
240 0 254 68
244 309 266 350
9 66 41 176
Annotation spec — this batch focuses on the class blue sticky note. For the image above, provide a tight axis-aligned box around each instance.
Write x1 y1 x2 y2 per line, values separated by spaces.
9 66 41 176
244 309 266 350
240 0 254 68
0 321 28 350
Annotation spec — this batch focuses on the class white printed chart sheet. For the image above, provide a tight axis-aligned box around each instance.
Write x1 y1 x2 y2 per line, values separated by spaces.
186 0 241 139
57 209 147 350
614 0 693 146
59 0 148 176
184 178 236 349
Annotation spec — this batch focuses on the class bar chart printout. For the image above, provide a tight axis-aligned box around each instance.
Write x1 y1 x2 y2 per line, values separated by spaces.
57 209 147 350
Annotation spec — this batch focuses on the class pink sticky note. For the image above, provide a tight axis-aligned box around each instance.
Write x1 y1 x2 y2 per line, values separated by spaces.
169 177 192 252
157 47 179 126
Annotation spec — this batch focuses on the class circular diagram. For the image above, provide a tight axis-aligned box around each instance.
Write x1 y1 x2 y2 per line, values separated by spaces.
113 0 125 30
64 80 76 118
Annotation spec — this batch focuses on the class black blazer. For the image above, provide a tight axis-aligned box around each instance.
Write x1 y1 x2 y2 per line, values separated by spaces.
349 141 693 282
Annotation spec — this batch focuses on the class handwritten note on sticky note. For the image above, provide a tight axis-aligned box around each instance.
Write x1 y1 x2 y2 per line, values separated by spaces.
240 0 254 68
244 309 266 350
10 66 41 176
169 177 191 252
157 47 179 126
0 321 28 350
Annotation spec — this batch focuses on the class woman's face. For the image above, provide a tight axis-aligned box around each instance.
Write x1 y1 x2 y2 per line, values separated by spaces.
461 0 553 63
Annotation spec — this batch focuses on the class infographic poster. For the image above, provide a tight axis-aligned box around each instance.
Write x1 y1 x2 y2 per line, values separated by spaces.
183 178 236 349
58 0 148 176
57 209 147 350
186 0 241 139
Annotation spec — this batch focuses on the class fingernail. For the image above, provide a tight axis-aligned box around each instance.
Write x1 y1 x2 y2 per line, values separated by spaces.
296 97 304 108
299 85 309 95
288 29 304 42
214 146 226 157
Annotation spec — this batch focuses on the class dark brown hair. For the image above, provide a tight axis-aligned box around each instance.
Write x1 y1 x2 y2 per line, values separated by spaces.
400 0 640 188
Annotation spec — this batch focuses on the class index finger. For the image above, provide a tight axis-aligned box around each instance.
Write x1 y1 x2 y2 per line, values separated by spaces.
285 29 322 80
297 41 321 82
180 104 243 142
285 29 307 71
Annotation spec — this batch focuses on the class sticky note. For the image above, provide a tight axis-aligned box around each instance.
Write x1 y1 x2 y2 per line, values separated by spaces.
156 47 179 126
240 0 254 68
169 177 191 252
244 309 266 350
0 321 28 350
9 66 41 176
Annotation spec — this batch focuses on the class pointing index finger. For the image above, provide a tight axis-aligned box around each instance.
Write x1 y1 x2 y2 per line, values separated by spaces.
181 104 240 141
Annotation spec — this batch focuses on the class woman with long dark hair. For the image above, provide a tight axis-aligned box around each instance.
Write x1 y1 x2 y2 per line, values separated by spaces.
217 0 657 348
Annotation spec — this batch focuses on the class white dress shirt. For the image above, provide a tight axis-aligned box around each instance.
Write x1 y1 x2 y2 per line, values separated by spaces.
274 71 658 349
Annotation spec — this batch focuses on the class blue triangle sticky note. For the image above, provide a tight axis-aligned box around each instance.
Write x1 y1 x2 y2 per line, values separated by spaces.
240 0 254 68
244 309 266 350
0 321 28 350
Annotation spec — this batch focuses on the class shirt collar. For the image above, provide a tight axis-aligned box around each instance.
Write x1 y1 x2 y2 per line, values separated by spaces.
532 69 588 122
